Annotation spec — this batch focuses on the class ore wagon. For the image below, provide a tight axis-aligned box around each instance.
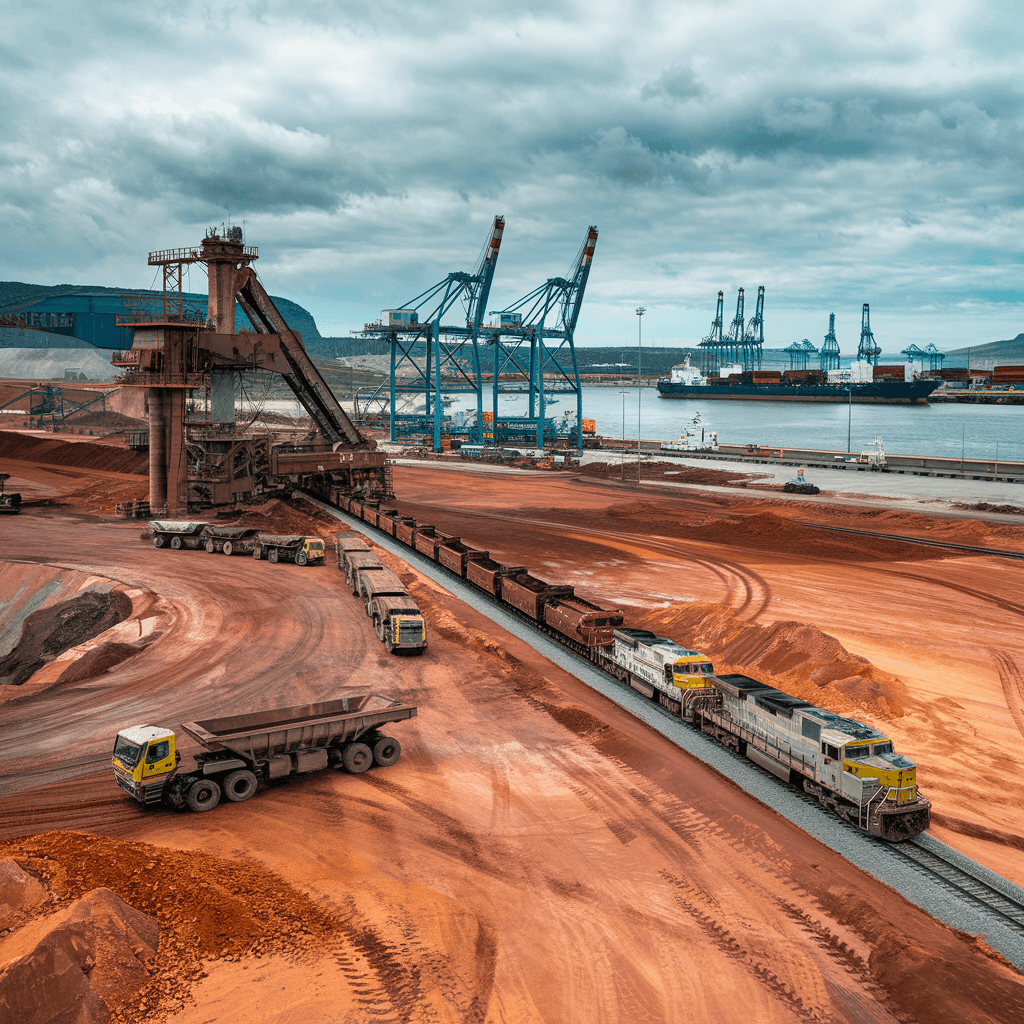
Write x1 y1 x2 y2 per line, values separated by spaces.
499 572 574 621
542 594 625 648
465 557 528 596
437 539 490 576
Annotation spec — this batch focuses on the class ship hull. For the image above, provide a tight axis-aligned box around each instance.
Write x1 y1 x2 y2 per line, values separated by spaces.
657 379 940 404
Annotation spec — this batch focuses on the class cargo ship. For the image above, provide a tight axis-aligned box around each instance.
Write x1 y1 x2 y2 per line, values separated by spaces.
657 357 941 405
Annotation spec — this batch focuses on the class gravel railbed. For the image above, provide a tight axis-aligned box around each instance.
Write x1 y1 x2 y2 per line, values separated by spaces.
315 498 1024 969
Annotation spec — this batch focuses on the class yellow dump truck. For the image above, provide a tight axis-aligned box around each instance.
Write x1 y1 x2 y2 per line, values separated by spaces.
251 534 325 565
112 694 417 812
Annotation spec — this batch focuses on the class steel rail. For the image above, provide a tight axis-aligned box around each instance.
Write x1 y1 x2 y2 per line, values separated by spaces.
309 493 1024 967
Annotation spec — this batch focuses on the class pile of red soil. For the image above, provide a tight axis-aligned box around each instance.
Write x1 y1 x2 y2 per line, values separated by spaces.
0 431 147 475
643 602 906 718
580 459 766 488
953 502 1024 516
605 504 947 561
219 496 339 540
0 832 337 1023
0 590 133 687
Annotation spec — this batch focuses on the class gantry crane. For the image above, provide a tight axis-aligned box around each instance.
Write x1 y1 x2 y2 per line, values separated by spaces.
356 217 505 451
742 286 765 371
820 313 841 372
696 291 724 373
483 225 598 452
858 303 881 365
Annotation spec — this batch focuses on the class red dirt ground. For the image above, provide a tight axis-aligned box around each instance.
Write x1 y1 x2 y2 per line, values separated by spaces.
1 448 1023 1023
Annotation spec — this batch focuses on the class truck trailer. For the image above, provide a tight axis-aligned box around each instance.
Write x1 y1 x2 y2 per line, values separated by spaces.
252 534 326 565
147 520 210 550
112 693 417 812
354 565 427 653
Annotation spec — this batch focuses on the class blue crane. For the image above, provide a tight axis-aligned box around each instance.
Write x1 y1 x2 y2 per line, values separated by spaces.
742 285 765 371
858 303 881 365
357 217 505 450
484 226 599 452
696 291 724 373
820 313 841 372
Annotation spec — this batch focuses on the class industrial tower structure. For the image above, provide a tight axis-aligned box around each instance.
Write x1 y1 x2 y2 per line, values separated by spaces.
482 225 598 452
857 303 881 365
820 313 841 372
356 217 504 451
697 287 765 372
784 339 817 370
113 230 386 511
696 291 724 373
359 220 598 453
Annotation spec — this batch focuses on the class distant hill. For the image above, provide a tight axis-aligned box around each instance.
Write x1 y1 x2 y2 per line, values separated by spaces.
943 334 1024 367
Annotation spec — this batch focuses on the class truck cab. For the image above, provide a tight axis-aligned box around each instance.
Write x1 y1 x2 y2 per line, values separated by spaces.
112 726 179 805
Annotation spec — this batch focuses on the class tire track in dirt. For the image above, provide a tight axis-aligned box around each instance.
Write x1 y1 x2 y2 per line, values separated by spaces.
660 871 841 1024
992 650 1024 740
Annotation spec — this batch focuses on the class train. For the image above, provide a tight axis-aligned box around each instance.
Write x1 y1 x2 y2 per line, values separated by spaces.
332 492 931 842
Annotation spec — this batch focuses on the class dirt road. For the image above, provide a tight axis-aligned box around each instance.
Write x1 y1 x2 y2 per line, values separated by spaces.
2 455 1023 1023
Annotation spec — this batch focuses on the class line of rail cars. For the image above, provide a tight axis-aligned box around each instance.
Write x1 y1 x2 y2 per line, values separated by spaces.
335 493 931 841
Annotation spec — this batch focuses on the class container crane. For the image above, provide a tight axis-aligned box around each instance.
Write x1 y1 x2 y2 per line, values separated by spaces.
742 285 765 371
858 303 881 365
723 289 745 367
696 291 724 373
356 216 505 451
820 313 841 372
484 226 598 452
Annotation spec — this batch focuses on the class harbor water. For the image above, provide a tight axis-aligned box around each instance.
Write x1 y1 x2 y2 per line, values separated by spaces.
451 388 1024 462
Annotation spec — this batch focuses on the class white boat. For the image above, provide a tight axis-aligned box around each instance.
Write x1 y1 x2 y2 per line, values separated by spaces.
661 410 719 452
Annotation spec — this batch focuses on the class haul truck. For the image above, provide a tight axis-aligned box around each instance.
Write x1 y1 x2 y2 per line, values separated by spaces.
112 694 417 812
148 521 210 549
355 566 427 654
252 534 326 565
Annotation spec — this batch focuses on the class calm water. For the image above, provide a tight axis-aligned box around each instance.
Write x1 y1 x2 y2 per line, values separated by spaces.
451 388 1024 462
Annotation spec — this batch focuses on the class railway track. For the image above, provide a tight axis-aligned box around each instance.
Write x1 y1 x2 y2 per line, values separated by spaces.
889 838 1024 934
316 496 1024 968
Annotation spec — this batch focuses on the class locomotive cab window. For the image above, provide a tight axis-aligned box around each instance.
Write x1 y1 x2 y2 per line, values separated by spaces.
873 741 893 755
822 743 840 759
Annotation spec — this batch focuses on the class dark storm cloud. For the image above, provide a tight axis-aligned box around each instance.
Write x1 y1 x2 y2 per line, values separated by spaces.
1 0 1022 347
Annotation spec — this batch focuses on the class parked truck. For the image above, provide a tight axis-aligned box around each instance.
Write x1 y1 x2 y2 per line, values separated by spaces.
111 693 418 812
204 526 261 555
252 534 326 565
354 565 427 653
147 520 210 550
0 474 21 514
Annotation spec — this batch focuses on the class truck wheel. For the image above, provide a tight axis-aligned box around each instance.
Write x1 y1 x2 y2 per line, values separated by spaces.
153 535 165 548
373 615 385 642
222 769 258 802
342 742 373 774
170 535 183 550
295 551 308 566
372 736 401 767
268 548 279 564
223 541 234 556
187 778 221 812
205 540 215 553
252 547 262 560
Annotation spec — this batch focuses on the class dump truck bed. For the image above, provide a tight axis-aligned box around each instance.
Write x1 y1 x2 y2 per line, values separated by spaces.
149 520 209 535
179 694 417 760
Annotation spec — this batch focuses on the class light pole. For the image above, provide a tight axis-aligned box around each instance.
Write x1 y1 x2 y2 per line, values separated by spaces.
847 386 852 453
619 388 628 482
636 307 645 485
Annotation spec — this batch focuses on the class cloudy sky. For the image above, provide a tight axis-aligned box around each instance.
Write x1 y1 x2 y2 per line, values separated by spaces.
2 0 1022 351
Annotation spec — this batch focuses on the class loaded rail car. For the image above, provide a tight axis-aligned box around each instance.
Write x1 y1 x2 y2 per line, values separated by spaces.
147 520 210 550
112 693 417 813
499 572 574 621
204 526 260 556
466 556 528 596
543 594 625 651
328 498 930 841
438 539 491 576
